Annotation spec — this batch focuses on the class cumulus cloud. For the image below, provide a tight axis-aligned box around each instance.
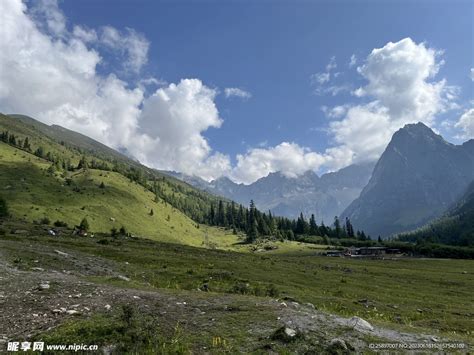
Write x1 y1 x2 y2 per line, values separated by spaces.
455 108 474 139
135 79 231 179
231 142 326 184
0 0 229 181
30 0 66 37
323 38 457 169
224 87 252 99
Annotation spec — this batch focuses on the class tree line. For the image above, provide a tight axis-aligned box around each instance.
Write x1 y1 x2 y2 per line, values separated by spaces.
205 199 369 243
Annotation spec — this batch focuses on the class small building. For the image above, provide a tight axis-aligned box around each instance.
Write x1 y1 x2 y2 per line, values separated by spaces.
344 246 387 258
358 247 386 256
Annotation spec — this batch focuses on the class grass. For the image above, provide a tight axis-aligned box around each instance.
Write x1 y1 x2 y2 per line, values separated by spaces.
2 230 473 343
0 141 239 247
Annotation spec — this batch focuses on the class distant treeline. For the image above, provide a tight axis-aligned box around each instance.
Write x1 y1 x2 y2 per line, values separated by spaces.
204 199 369 243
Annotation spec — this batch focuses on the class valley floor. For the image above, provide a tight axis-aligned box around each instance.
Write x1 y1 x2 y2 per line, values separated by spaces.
0 224 472 353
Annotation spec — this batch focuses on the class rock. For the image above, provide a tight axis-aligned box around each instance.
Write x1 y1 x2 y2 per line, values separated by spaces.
54 250 69 257
31 267 44 272
271 326 298 342
133 295 140 299
104 304 112 311
328 338 347 351
51 309 63 314
110 217 116 222
349 316 374 331
431 336 439 342
38 282 50 290
280 302 287 307
305 302 316 310
117 275 130 282
462 271 467 274
66 310 80 315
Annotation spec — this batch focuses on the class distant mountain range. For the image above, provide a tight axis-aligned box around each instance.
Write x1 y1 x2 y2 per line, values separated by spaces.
170 122 473 239
341 123 474 238
167 162 375 223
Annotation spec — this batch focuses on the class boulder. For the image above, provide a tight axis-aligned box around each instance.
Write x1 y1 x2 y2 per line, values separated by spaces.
349 316 374 331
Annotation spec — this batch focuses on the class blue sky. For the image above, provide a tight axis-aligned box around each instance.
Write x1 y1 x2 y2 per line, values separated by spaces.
1 0 473 183
61 0 472 155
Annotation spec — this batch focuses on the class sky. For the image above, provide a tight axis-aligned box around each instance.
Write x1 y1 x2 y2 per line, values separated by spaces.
0 0 472 184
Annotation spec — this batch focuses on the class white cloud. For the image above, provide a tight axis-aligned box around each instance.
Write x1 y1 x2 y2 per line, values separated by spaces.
355 38 448 122
471 68 474 81
135 79 231 180
323 105 349 119
326 56 337 71
72 25 97 43
30 0 66 37
99 26 149 73
310 72 330 85
224 87 252 99
455 108 474 139
323 38 456 170
0 0 230 181
349 54 357 67
231 142 326 184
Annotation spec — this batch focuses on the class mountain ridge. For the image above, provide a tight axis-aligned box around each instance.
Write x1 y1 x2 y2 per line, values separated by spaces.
168 162 375 223
341 122 474 237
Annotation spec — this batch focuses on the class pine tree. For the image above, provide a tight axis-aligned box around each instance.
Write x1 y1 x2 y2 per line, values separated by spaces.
79 217 90 231
345 217 355 238
246 200 258 243
77 156 88 170
333 216 342 238
296 212 309 235
309 214 318 235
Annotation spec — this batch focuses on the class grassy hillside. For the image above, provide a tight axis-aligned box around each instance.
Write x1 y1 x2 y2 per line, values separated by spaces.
0 123 238 247
0 113 234 225
0 141 236 246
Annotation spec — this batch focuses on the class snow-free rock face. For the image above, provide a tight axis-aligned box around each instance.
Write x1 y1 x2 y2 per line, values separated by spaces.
169 163 374 223
341 123 474 238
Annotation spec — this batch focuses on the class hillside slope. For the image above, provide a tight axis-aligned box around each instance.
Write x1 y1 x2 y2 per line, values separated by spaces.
0 114 237 247
397 181 474 246
341 123 474 238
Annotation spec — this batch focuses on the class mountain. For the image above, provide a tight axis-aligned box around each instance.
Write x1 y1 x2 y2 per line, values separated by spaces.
397 180 474 246
0 113 236 246
341 122 474 238
169 163 375 223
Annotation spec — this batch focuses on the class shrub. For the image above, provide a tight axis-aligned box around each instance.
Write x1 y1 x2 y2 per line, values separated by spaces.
54 220 68 227
0 197 8 218
40 216 51 225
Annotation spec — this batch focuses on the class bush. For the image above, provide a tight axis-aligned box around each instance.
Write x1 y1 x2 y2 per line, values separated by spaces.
54 220 68 227
0 197 8 218
40 216 50 225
